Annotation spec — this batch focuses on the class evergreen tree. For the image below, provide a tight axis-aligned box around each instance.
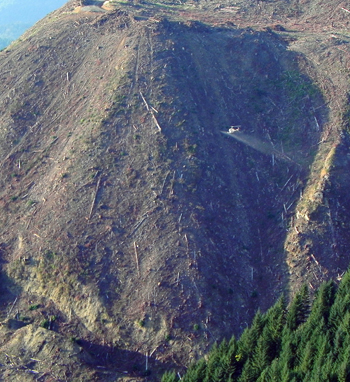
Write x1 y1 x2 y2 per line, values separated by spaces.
307 280 336 329
162 371 179 382
238 358 256 382
337 334 350 382
311 332 332 379
251 328 271 373
161 269 350 382
264 296 286 359
256 358 281 382
297 338 317 377
238 311 266 363
338 354 350 382
329 277 350 334
280 328 300 371
286 285 309 331
221 336 239 379
203 342 220 382
335 268 350 299
182 359 206 382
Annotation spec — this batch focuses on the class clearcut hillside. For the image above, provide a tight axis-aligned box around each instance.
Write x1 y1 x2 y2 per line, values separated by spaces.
0 0 350 380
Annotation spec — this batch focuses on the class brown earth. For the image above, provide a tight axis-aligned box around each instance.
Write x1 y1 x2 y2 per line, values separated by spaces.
0 0 350 380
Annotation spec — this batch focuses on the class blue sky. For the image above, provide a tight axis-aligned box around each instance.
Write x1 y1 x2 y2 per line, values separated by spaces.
0 0 67 24
0 0 67 49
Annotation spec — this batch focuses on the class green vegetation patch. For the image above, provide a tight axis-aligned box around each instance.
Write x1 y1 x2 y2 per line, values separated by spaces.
163 270 350 382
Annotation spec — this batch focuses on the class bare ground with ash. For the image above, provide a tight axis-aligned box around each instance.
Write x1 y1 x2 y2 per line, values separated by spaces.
0 0 350 380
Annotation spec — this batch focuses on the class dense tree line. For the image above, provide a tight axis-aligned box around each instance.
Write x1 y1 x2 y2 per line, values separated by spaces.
162 270 350 382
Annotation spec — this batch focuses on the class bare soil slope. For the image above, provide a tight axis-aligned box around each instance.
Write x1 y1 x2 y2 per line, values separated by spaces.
0 0 350 380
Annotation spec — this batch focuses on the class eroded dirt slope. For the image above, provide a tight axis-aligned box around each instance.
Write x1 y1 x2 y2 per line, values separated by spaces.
0 0 350 380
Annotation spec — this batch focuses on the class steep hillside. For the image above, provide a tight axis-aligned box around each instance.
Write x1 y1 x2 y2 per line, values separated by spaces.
0 0 350 380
